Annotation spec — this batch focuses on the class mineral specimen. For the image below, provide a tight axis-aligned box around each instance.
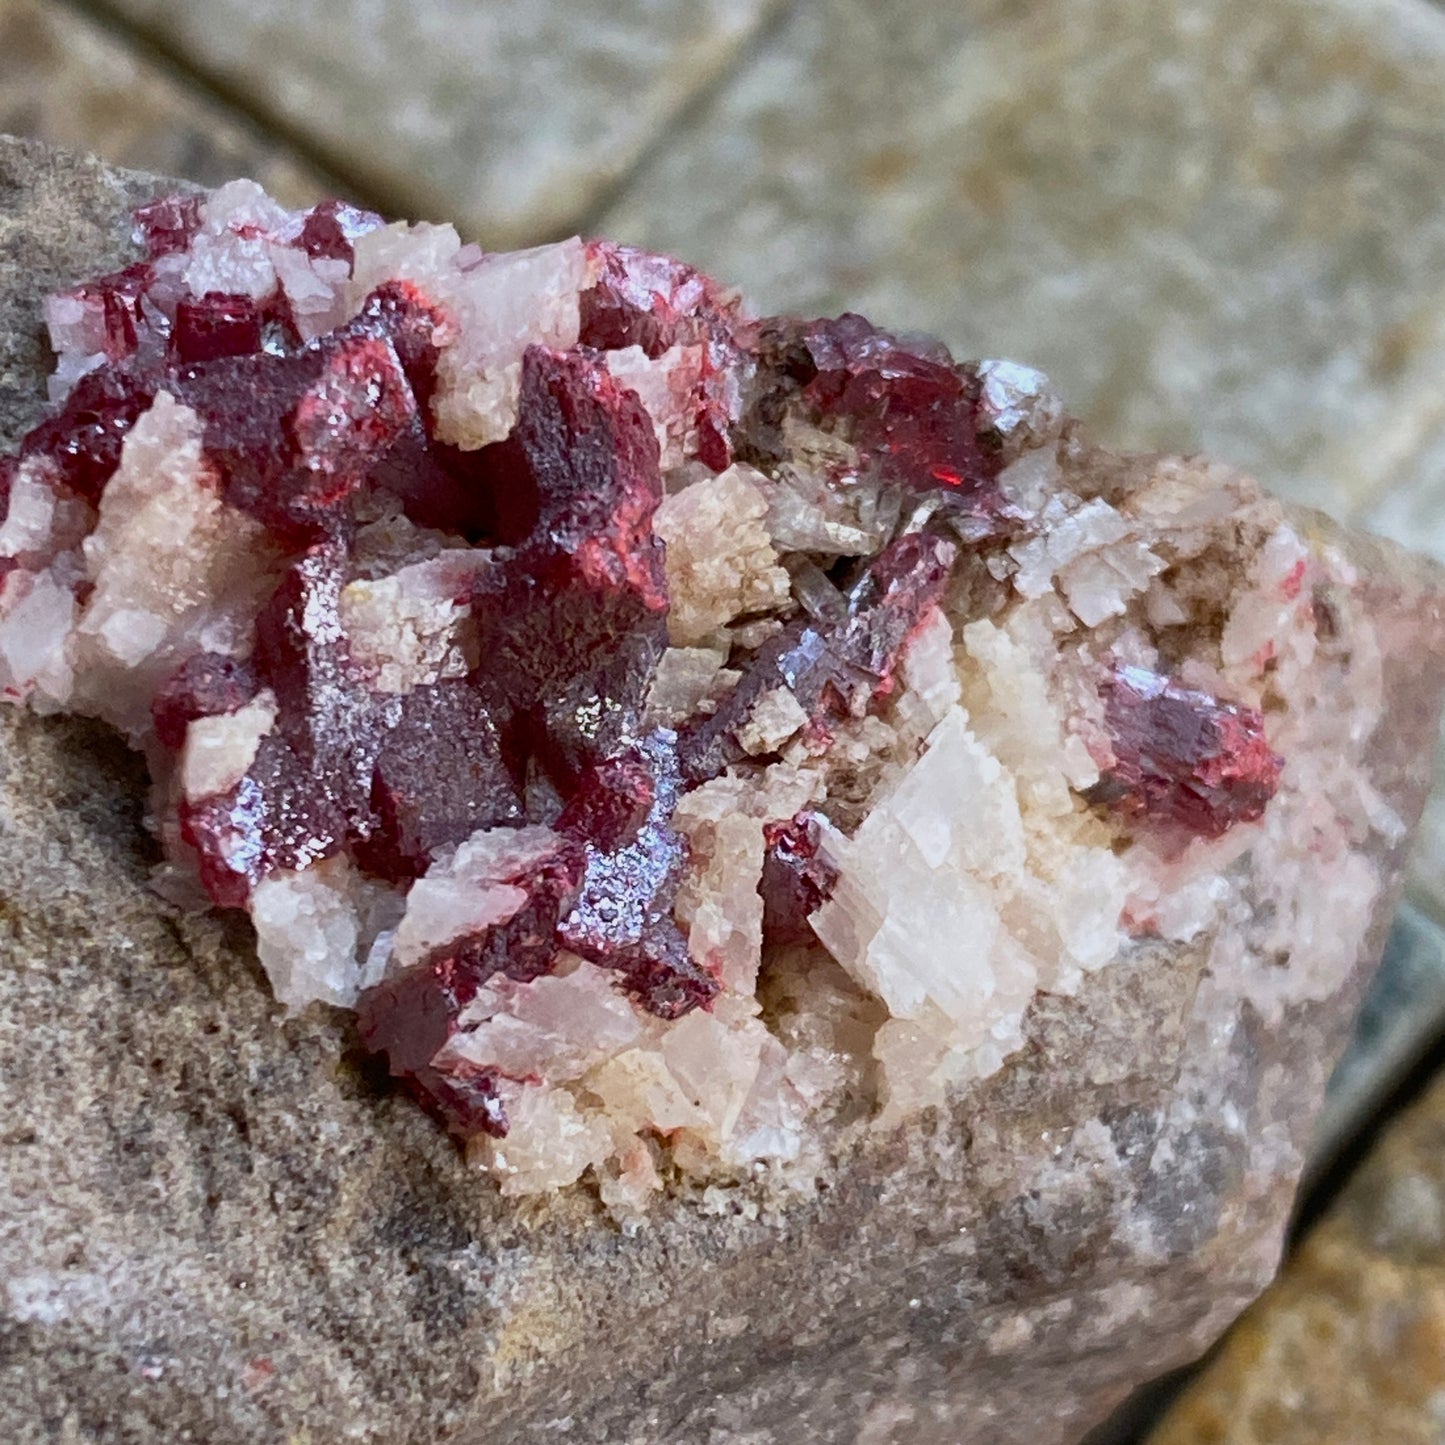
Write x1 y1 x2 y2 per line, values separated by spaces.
6 142 1445 1445
0 176 1421 1217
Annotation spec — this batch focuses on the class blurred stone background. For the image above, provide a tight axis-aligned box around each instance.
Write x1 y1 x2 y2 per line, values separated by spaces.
2 0 1444 1436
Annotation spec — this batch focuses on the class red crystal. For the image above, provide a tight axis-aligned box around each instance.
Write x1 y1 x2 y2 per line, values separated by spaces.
679 533 956 781
151 652 259 751
170 292 262 364
1092 665 1284 838
469 346 669 785
555 753 657 852
748 315 1001 518
555 733 717 1018
356 960 511 1138
20 365 156 502
580 241 744 471
53 262 152 363
171 333 420 544
760 813 838 946
0 458 14 587
132 194 203 259
357 836 589 1132
358 680 523 882
297 199 384 264
179 732 348 908
580 244 712 357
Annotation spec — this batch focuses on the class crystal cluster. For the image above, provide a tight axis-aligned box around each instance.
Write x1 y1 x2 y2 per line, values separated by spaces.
2 180 1385 1214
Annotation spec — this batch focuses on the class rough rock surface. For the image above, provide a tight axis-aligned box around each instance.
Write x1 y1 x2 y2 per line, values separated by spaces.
1148 1062 1445 1445
2 137 1444 1445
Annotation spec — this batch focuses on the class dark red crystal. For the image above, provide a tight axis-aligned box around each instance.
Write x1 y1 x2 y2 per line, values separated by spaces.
151 652 259 751
580 244 714 357
179 732 348 908
54 262 152 363
744 315 1002 522
0 458 14 587
760 812 838 947
20 365 156 502
132 194 203 259
469 346 669 786
1091 664 1284 839
170 332 422 544
356 959 511 1138
357 836 589 1133
358 680 523 881
170 292 263 365
580 241 745 471
679 532 956 781
176 549 380 904
555 753 657 852
556 733 717 1019
297 199 384 264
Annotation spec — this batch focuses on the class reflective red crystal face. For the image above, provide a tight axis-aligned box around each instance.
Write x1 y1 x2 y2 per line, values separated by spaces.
20 366 157 502
171 293 263 365
132 193 203 258
742 314 1003 525
1091 665 1284 838
297 198 385 264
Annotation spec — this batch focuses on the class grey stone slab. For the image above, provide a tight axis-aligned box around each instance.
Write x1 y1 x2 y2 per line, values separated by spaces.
1364 420 1445 566
0 0 329 208
1361 422 1445 927
87 0 783 247
3 138 1445 1445
598 0 1445 524
1313 903 1445 1167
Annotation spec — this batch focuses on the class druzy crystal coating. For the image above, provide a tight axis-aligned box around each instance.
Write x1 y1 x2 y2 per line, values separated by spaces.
0 182 1329 1210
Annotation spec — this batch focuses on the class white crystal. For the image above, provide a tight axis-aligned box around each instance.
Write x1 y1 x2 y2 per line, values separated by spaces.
390 825 562 968
431 239 594 449
250 857 404 1011
443 960 642 1083
71 394 277 739
179 689 277 802
0 569 76 708
643 646 731 726
182 180 294 301
653 463 791 646
735 687 809 756
604 342 708 469
479 1082 613 1197
339 550 490 694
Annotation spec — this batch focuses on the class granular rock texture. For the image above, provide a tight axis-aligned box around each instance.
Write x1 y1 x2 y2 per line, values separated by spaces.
1 136 1443 1445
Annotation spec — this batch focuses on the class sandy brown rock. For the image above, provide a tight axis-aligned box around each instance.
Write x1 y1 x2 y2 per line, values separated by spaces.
1148 1066 1445 1445
0 0 329 210
2 136 1444 1445
84 0 782 246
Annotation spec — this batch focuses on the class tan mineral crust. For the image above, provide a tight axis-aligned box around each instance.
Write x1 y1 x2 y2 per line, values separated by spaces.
1 135 1443 1445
